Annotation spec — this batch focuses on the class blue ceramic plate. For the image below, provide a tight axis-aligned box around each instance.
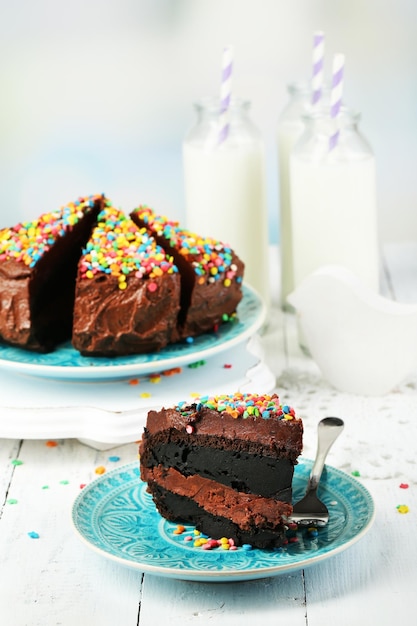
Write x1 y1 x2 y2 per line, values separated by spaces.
0 285 265 381
71 459 375 582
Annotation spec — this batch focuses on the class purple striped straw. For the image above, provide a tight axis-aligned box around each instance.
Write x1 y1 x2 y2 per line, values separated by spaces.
218 45 233 145
311 31 325 106
329 53 345 150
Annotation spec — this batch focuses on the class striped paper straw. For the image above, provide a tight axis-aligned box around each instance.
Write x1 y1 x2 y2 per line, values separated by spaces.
329 53 345 150
218 45 233 145
311 31 325 106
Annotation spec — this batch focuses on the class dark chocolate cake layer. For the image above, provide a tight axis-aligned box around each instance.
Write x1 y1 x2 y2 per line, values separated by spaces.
130 206 244 340
0 195 104 352
72 206 181 356
139 393 303 549
140 436 294 500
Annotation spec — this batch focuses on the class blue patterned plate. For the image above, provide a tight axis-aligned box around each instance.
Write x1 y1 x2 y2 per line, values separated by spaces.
71 459 375 582
0 285 265 381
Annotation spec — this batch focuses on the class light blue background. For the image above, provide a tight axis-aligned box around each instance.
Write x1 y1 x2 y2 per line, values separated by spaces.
0 0 416 244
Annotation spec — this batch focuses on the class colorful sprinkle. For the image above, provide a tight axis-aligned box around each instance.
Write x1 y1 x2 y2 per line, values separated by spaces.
45 440 58 447
7 498 18 505
176 393 298 422
11 459 23 466
108 456 120 463
95 466 106 475
223 363 232 369
129 378 139 385
78 205 178 283
27 531 40 539
0 195 103 268
400 483 409 489
140 392 152 399
132 206 243 287
59 480 69 485
351 470 361 477
397 505 409 514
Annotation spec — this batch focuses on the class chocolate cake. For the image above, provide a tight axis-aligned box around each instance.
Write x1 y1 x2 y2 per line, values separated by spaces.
130 206 244 340
140 393 303 549
72 205 181 356
0 194 104 352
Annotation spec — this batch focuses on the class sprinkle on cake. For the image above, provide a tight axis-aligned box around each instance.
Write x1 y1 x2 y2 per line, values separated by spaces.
177 393 297 421
78 205 178 289
132 206 241 287
0 194 103 268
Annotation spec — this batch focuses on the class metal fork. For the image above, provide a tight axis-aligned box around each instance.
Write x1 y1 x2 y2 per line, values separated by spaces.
290 417 344 526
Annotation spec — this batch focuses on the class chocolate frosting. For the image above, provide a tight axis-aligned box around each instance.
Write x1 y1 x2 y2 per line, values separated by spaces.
144 466 292 530
72 271 181 356
143 405 303 458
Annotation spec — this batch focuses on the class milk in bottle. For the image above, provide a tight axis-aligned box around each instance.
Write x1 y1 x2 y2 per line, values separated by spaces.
183 98 270 308
290 108 380 294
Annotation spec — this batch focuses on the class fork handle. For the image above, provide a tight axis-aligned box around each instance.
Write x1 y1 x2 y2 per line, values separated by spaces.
308 417 344 490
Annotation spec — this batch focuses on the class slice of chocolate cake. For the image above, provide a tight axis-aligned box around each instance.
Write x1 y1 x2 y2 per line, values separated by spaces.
140 393 303 549
72 205 181 356
130 206 244 341
0 194 104 352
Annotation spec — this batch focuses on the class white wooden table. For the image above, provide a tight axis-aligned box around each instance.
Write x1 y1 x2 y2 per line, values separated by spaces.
1 243 417 626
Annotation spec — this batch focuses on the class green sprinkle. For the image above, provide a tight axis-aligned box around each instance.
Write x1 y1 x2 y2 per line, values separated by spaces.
7 498 18 505
351 470 361 477
11 459 23 466
59 480 69 485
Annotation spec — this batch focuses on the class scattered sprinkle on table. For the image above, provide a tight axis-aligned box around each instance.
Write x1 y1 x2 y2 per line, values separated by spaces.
79 483 86 489
149 374 161 384
129 378 139 385
140 392 151 398
223 363 232 369
95 466 106 475
351 470 361 477
108 456 120 463
397 504 409 514
11 459 23 466
7 498 18 505
400 483 409 489
45 440 58 447
59 480 69 485
28 531 40 539
41 485 49 490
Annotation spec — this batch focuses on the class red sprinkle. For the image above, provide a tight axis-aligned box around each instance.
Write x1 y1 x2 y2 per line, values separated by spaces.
223 363 232 369
400 483 409 489
46 440 58 447
147 281 158 292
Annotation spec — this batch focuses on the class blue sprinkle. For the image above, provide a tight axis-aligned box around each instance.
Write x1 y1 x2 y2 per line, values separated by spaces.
28 531 40 539
185 337 194 344
242 544 253 551
108 456 120 463
262 410 270 419
282 405 290 414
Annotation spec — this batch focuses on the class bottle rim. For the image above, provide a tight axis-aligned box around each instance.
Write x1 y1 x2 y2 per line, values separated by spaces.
193 96 251 114
301 105 361 124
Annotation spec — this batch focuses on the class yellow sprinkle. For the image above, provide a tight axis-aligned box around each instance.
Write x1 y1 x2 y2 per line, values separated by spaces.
224 278 231 287
193 529 201 536
140 392 151 398
397 505 409 514
95 466 106 475
190 392 200 398
118 282 127 290
86 270 94 279
221 543 230 550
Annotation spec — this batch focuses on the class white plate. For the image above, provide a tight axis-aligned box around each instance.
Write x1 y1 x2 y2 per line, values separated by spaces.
71 459 375 582
0 285 265 381
0 336 275 447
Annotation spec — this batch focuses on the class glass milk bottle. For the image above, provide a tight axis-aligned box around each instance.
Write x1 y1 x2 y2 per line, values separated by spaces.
277 82 313 308
290 108 380 294
183 97 270 308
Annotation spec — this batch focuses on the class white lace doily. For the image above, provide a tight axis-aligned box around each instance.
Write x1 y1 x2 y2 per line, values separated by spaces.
275 364 417 483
